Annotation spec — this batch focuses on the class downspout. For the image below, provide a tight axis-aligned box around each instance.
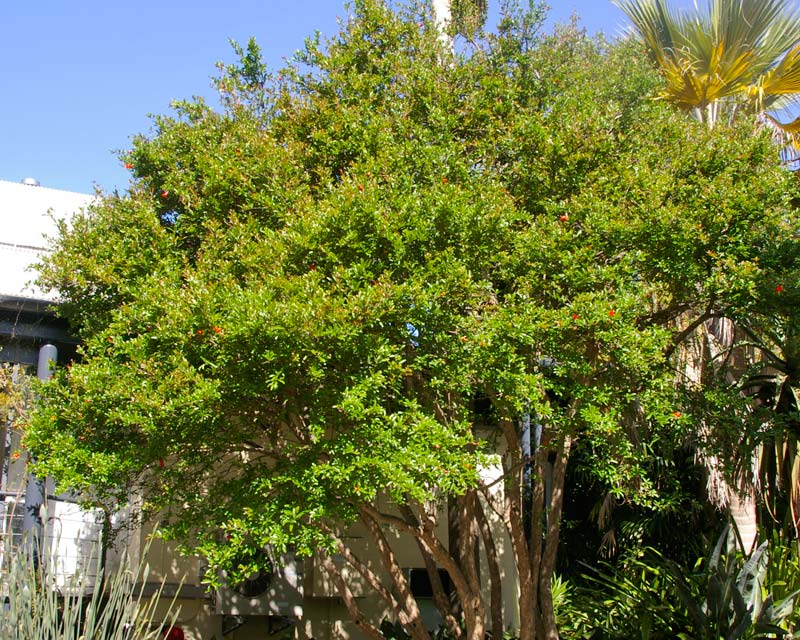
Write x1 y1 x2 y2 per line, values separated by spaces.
22 343 56 561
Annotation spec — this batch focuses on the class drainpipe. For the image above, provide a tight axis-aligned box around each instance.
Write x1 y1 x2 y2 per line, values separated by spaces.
23 343 57 559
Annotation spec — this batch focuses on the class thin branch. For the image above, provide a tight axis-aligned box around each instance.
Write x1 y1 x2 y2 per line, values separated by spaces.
317 521 399 612
318 552 385 640
360 508 432 640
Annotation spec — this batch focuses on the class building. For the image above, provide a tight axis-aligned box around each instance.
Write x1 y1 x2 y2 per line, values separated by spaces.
0 178 86 367
0 177 101 586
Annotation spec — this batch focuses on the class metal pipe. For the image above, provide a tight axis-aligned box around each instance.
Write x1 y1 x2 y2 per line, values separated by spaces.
22 343 56 558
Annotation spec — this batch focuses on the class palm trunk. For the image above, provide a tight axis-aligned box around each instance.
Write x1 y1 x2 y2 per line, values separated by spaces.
432 0 451 28
432 0 454 50
729 491 758 554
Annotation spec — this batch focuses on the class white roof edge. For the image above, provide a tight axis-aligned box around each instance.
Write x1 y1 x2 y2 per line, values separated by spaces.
1 180 94 302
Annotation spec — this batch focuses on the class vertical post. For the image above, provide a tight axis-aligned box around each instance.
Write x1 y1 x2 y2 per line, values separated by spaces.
0 410 8 494
521 409 533 520
23 343 56 559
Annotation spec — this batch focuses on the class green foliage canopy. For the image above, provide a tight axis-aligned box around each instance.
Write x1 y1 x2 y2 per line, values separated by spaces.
26 0 800 590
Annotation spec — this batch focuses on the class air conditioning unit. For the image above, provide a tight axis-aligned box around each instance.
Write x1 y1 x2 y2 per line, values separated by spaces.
0 496 102 589
44 498 103 588
215 549 304 617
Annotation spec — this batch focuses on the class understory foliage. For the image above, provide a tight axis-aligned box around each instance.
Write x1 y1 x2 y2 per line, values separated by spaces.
25 1 800 638
1 364 30 484
0 534 178 640
559 527 800 639
1 364 30 428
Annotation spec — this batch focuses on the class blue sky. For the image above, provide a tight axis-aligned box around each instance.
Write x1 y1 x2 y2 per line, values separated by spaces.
1 1 656 195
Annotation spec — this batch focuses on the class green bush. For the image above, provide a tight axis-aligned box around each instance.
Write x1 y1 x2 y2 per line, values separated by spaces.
557 525 800 639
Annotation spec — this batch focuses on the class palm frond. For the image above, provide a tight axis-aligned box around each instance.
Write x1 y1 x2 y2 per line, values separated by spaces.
617 0 800 123
614 0 684 69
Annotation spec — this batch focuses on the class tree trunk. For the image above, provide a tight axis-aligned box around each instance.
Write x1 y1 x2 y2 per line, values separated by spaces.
475 497 504 639
729 491 758 554
320 552 386 640
454 492 487 640
527 447 549 640
399 504 464 640
499 418 537 640
362 502 486 640
537 435 571 640
360 510 433 640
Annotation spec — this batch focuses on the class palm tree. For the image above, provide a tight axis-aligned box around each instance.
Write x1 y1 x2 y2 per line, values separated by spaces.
616 0 800 551
615 0 800 142
739 316 800 539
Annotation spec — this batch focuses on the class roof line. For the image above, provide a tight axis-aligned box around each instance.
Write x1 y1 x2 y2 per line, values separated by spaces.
0 240 46 251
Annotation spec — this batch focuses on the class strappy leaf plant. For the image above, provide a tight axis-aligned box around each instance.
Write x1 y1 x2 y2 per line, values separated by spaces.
0 530 180 640
615 0 800 154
